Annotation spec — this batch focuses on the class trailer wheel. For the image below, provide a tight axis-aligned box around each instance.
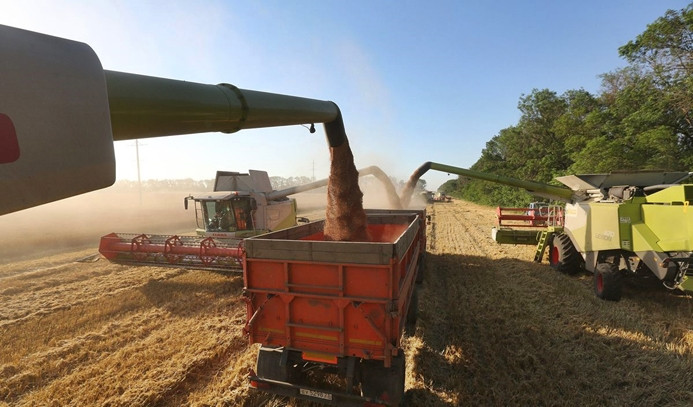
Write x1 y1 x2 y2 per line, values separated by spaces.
594 262 623 301
415 254 425 284
549 233 582 275
405 287 418 335
361 353 406 406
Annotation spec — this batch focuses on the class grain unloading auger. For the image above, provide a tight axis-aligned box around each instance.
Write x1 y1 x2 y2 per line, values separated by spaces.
403 161 693 301
0 24 351 216
99 166 401 270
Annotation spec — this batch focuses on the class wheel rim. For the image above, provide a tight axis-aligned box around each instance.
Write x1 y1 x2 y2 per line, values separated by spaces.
551 246 560 265
596 272 604 293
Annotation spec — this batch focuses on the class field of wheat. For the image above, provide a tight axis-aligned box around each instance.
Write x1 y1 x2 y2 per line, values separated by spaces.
2 198 693 406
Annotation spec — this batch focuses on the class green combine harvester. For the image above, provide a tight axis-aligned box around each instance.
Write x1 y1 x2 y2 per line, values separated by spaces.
402 162 693 301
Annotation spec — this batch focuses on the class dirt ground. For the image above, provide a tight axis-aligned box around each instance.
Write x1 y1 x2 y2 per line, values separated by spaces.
2 199 693 406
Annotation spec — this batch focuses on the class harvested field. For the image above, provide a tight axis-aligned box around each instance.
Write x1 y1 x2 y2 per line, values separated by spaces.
2 199 693 406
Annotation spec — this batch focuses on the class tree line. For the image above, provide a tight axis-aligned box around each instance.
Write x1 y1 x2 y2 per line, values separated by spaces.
442 4 693 207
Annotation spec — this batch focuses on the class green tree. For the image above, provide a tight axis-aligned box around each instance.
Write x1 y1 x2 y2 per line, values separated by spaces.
619 4 693 164
457 89 580 206
452 5 693 206
569 67 677 172
438 179 459 195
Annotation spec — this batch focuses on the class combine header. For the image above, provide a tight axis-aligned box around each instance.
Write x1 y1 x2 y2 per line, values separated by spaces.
492 204 566 263
99 233 244 271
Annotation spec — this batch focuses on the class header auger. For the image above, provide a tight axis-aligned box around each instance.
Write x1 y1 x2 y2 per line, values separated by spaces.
403 161 693 301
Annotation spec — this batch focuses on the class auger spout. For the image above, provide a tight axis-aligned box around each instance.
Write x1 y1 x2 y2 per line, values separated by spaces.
400 161 575 207
104 70 346 147
0 23 351 215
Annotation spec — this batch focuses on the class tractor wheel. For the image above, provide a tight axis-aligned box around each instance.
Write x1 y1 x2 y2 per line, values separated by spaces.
549 233 582 275
361 353 406 406
594 262 623 301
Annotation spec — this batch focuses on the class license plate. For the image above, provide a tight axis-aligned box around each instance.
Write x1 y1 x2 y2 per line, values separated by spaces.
299 388 333 401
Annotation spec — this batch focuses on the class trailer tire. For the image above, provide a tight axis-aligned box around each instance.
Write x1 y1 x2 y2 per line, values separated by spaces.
415 254 425 284
549 233 582 275
594 262 623 301
361 352 406 406
405 287 418 335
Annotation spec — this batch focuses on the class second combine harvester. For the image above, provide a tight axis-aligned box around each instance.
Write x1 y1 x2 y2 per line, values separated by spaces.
402 162 693 301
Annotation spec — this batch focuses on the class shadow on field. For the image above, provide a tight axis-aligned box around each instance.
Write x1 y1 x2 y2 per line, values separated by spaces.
407 252 693 406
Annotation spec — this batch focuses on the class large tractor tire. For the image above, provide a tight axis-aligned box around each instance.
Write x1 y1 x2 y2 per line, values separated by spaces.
361 352 406 406
593 262 623 301
549 233 582 275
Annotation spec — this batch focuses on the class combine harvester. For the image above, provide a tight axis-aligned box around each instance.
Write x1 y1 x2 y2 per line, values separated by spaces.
403 161 693 301
99 166 401 271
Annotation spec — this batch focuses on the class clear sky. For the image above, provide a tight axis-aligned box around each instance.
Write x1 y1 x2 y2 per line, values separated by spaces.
2 0 691 190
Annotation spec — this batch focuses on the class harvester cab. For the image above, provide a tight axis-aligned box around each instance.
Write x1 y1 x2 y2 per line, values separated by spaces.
186 192 258 237
184 170 298 239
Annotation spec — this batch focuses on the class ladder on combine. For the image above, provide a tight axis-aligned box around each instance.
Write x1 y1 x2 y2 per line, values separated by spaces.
492 205 565 263
533 226 563 263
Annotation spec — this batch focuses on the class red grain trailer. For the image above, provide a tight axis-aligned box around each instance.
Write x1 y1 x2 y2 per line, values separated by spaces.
243 209 426 406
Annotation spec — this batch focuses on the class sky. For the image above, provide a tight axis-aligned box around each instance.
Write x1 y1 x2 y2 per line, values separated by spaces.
2 0 691 191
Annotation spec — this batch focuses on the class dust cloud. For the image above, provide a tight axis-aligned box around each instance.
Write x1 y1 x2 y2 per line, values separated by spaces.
0 188 202 264
0 161 419 264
